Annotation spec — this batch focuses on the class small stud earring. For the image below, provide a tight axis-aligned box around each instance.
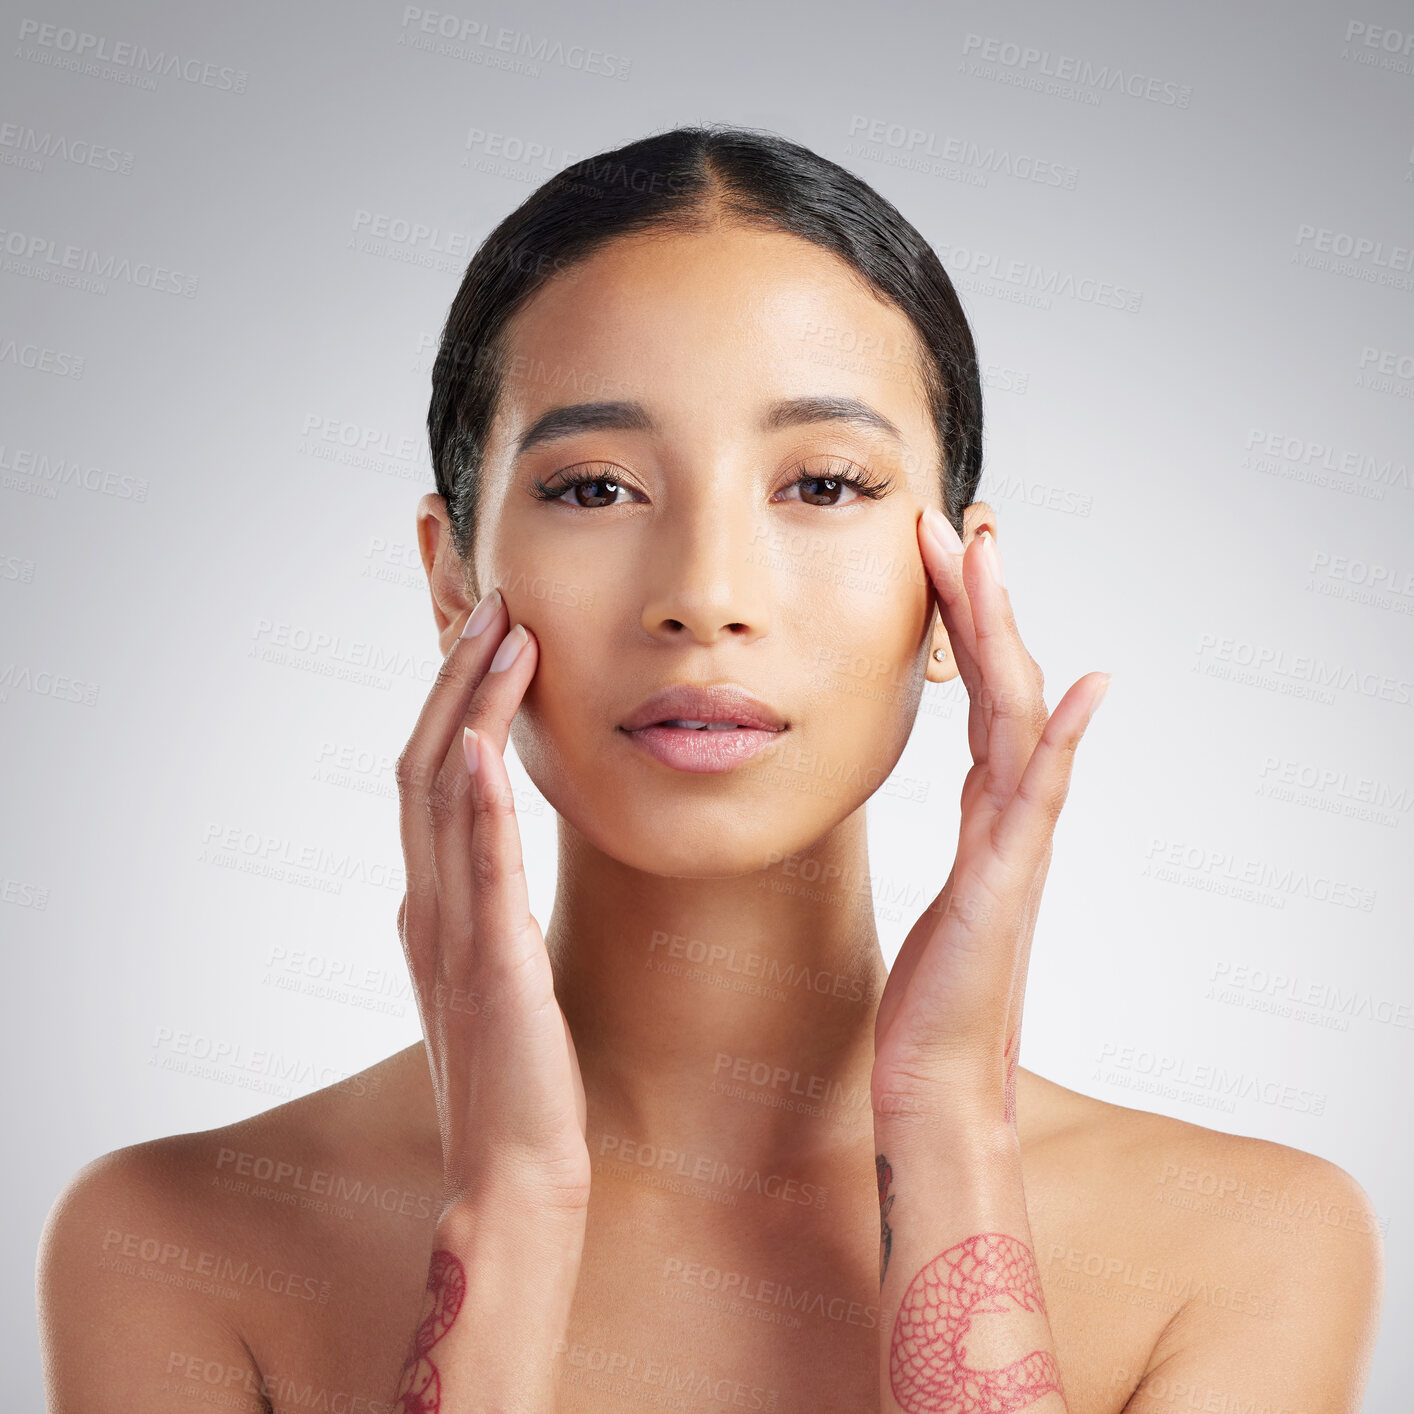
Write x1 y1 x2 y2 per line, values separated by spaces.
932 648 947 662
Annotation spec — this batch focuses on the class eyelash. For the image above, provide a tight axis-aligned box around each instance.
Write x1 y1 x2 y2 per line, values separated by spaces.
530 459 893 508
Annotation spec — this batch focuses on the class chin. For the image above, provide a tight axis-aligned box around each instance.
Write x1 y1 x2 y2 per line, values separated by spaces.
613 829 787 880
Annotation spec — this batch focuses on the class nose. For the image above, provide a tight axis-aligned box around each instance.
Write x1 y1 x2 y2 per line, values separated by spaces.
639 493 772 646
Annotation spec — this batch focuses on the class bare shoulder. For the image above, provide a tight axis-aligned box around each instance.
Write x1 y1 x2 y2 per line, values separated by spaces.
1021 1069 1385 1411
38 1044 438 1411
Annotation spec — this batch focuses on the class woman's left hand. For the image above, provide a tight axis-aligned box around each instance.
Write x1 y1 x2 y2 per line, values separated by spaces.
872 509 1110 1134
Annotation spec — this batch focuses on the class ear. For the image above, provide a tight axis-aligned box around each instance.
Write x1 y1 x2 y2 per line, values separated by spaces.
924 608 959 683
415 493 478 655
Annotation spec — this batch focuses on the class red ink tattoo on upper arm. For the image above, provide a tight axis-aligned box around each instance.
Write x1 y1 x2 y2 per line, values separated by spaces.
393 1249 467 1414
889 1232 1061 1414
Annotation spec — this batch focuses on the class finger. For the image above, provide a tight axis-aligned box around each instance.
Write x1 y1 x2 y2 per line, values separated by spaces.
463 728 550 992
966 529 1050 806
396 589 509 964
917 509 982 700
427 620 540 964
987 672 1110 872
917 512 991 770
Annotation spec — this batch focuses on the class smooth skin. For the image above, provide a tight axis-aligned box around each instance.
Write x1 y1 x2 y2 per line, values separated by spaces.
38 221 1383 1413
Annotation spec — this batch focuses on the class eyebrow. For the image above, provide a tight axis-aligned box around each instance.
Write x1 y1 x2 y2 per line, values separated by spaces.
513 394 904 459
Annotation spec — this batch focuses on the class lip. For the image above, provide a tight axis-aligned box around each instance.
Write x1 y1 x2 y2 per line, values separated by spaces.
618 683 788 775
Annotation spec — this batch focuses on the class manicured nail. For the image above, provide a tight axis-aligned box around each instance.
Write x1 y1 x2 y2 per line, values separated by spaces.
922 506 964 556
980 529 1005 587
462 589 503 638
462 727 480 776
488 623 528 672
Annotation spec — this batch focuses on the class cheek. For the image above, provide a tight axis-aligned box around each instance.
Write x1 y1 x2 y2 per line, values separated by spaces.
799 558 931 698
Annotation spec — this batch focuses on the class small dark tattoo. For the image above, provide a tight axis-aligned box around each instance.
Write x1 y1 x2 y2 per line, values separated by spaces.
876 1152 896 1288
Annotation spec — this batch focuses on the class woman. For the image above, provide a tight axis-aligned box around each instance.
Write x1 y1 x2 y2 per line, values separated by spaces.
38 125 1382 1414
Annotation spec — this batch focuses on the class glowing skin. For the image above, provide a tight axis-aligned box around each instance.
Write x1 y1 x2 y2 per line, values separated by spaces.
416 220 977 1162
465 223 949 878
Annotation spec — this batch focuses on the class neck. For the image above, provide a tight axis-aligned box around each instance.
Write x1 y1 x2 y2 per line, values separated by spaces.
546 808 890 1172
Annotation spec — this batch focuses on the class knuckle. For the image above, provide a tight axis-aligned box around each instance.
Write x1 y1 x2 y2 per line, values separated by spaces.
478 775 517 819
468 836 502 895
432 652 464 696
395 748 434 796
425 770 467 826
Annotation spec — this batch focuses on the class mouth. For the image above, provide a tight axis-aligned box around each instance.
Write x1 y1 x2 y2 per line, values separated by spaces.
618 684 789 774
618 721 786 773
652 719 767 730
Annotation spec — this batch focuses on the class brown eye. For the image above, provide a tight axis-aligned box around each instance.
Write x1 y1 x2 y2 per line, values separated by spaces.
796 475 853 507
778 461 891 507
566 476 622 509
531 466 642 509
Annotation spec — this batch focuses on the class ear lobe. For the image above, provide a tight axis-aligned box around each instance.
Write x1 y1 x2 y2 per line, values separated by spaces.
925 639 958 683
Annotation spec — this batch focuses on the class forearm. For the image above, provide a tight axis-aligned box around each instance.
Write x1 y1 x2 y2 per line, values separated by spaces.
874 1120 1067 1414
389 1192 586 1413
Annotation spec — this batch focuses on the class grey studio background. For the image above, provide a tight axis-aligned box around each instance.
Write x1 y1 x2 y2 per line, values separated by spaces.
3 0 1411 1406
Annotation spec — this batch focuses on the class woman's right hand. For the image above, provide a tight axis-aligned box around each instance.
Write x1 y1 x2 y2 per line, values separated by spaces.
395 587 590 1223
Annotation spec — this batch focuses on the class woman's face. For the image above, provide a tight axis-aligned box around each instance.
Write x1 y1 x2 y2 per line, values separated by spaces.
468 222 951 876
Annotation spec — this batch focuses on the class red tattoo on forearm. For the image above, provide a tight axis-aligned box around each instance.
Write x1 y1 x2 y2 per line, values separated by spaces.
393 1249 466 1414
889 1232 1061 1414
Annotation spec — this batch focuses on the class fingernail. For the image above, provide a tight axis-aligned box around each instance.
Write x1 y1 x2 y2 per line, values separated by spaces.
488 623 528 672
980 529 1005 587
462 727 480 776
922 507 964 556
462 589 502 638
1086 674 1112 725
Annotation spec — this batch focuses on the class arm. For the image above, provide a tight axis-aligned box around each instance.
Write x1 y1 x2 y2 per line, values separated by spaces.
390 588 590 1409
871 509 1104 1411
390 1191 586 1413
874 1123 1066 1414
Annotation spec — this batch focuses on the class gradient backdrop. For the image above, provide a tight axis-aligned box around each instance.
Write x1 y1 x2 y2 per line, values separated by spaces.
3 0 1411 1405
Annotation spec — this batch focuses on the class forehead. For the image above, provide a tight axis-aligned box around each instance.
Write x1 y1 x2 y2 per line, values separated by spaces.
492 223 932 437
